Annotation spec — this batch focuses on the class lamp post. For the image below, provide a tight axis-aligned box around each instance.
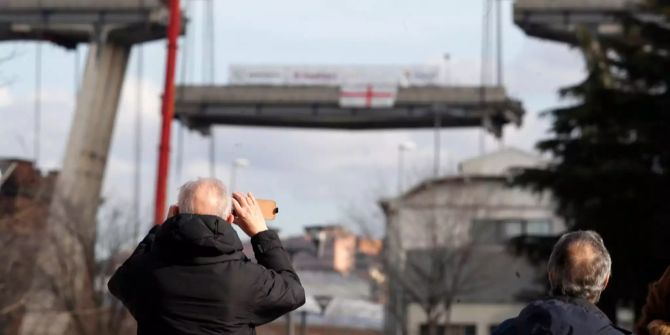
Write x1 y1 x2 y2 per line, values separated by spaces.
284 249 308 335
442 53 451 85
397 141 416 195
298 295 332 335
229 158 249 193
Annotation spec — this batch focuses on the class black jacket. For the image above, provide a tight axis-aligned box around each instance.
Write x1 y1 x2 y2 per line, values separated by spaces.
108 214 305 335
493 297 631 335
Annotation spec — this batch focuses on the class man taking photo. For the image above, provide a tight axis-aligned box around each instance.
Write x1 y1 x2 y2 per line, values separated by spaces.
108 178 305 334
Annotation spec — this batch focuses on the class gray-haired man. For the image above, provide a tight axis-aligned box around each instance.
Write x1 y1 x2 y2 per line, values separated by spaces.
493 230 631 335
108 178 305 334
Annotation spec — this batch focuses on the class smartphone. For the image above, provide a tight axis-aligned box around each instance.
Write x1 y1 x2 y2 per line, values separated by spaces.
257 199 279 221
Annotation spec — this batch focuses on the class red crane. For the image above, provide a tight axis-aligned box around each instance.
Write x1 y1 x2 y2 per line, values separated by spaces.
154 0 182 225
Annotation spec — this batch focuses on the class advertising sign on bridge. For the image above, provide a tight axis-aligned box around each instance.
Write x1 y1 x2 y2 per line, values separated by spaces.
228 65 440 87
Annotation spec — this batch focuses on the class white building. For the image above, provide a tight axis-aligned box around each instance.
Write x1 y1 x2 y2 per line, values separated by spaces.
381 148 565 335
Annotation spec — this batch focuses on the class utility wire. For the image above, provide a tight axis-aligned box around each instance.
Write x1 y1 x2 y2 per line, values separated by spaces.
133 45 144 244
209 132 216 179
74 45 80 100
203 0 217 178
207 0 216 84
496 0 504 86
480 0 492 92
479 0 492 155
34 42 42 167
175 0 194 186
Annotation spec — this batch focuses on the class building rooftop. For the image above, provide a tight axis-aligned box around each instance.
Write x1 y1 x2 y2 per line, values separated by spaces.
381 148 544 207
459 147 544 176
292 270 382 329
297 296 383 330
299 270 372 300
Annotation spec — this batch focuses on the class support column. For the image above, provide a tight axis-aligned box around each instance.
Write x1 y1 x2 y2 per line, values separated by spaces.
55 42 131 245
20 42 131 335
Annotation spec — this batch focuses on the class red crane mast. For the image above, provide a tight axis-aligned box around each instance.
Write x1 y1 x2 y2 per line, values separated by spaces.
154 0 181 225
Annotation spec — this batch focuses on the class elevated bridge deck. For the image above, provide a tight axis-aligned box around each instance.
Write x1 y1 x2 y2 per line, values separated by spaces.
514 0 641 44
175 85 524 137
0 0 170 48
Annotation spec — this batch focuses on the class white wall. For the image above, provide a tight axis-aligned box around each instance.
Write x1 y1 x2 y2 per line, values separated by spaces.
383 174 565 335
390 178 563 250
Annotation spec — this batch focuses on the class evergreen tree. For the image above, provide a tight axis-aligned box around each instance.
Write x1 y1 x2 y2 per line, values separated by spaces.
515 0 670 320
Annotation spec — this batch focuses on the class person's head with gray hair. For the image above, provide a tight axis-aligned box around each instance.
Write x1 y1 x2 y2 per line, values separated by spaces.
547 230 612 304
177 178 232 219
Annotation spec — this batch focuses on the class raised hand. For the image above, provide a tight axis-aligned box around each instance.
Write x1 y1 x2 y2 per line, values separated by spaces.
231 192 268 237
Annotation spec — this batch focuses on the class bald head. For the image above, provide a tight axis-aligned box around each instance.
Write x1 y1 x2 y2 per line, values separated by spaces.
177 178 232 218
548 230 612 303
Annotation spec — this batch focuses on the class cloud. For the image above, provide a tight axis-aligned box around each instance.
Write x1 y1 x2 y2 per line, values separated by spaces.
501 39 585 153
0 87 12 108
0 0 588 237
506 39 584 99
0 86 74 166
101 75 166 220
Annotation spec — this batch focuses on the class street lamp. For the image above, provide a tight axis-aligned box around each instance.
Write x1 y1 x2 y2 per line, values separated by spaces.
298 295 332 335
398 141 416 195
229 158 250 193
442 53 451 85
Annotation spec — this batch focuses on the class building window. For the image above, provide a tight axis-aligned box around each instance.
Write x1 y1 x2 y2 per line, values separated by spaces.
419 324 476 335
502 220 523 238
526 219 552 235
472 218 553 244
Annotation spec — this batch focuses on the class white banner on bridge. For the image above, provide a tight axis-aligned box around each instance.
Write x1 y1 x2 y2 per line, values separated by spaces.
229 65 440 87
339 84 398 108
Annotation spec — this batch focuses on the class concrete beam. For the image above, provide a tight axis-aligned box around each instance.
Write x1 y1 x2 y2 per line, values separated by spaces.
176 85 512 105
0 0 170 48
0 0 165 9
515 0 634 11
20 42 131 335
514 0 640 44
54 42 130 243
174 85 524 137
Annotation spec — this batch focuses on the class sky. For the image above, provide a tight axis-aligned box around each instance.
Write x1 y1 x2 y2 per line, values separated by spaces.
0 0 586 239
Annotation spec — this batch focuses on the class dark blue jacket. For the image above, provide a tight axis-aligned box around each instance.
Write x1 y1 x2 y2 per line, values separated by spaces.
493 297 631 335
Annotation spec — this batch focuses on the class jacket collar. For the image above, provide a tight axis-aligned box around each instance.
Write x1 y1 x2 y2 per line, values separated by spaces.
152 214 247 264
548 296 631 334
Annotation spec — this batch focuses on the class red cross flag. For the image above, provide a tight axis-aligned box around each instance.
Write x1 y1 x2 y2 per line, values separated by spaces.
339 84 398 108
